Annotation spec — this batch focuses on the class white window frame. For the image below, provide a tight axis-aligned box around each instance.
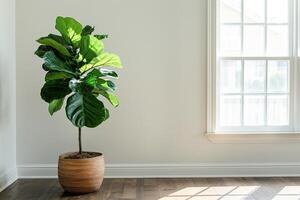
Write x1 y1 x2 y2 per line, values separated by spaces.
207 0 300 134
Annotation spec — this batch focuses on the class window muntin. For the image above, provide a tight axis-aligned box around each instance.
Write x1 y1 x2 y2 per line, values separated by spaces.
219 0 289 57
216 0 292 131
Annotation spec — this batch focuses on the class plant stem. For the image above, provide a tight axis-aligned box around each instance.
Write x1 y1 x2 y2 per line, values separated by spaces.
78 127 82 154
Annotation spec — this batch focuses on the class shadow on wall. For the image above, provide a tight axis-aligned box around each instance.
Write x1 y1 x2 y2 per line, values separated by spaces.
0 85 11 125
0 80 4 126
0 50 14 191
0 170 11 192
0 56 13 133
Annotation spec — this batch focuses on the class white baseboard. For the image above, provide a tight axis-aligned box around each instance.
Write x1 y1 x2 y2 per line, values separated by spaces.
0 168 18 192
17 163 300 179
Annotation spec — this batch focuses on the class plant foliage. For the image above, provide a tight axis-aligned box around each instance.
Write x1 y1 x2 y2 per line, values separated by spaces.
35 16 122 128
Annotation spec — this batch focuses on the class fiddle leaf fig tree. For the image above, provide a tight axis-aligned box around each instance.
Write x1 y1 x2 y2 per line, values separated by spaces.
35 16 122 154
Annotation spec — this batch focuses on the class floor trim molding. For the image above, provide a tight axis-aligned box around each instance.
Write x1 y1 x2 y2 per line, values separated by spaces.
18 163 300 178
0 168 18 192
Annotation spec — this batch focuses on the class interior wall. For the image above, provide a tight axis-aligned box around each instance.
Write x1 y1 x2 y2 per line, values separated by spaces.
0 0 17 190
16 0 300 176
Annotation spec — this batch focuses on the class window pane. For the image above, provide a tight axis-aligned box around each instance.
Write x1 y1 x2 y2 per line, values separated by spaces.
244 0 265 23
220 60 242 93
244 95 265 126
221 0 241 23
267 95 289 125
244 60 266 93
267 0 288 23
244 25 265 56
221 25 241 55
220 95 241 126
267 25 289 56
268 60 289 93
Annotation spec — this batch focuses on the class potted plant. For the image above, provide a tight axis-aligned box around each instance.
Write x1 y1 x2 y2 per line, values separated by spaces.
34 16 122 194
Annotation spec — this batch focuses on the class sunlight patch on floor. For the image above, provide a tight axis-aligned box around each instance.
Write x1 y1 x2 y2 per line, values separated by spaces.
271 186 300 200
278 186 300 195
272 196 300 200
159 186 259 200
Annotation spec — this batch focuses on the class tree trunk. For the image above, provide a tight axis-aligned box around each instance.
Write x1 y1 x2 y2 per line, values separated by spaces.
78 127 82 154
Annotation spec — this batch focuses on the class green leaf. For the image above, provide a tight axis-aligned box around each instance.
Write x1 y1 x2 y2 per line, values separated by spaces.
68 79 93 93
41 79 72 103
104 108 110 121
98 90 119 107
48 98 64 115
97 79 116 91
35 45 52 58
55 16 83 46
83 70 116 91
92 82 119 107
94 34 108 40
79 35 104 63
80 53 122 72
83 68 118 79
81 25 95 36
45 71 74 81
83 70 101 87
99 68 118 78
37 36 70 56
42 63 51 71
43 51 76 75
48 34 68 45
65 93 108 128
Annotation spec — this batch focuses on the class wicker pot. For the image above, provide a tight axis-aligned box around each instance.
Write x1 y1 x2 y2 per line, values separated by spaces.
58 152 105 194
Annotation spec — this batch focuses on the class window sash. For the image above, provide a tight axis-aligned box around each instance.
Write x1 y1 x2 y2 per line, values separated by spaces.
215 59 292 132
207 0 298 133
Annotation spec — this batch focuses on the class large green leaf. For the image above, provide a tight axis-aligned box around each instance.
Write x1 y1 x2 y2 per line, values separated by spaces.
37 36 70 56
45 71 74 81
79 35 104 63
55 16 83 46
83 70 116 92
35 45 52 58
48 34 68 45
41 79 72 103
83 68 118 79
92 77 119 107
80 52 122 72
48 98 64 115
83 70 101 87
43 51 76 75
94 89 119 107
65 93 108 127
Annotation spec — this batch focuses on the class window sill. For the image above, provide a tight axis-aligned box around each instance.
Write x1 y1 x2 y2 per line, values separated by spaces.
206 132 300 144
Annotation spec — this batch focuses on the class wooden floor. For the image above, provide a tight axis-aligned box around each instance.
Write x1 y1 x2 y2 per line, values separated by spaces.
2 178 300 200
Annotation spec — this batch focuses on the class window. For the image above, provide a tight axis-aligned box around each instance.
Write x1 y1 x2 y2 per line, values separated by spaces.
207 0 299 133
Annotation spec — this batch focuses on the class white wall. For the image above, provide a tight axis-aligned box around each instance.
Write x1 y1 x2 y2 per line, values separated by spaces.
0 0 17 190
16 0 300 177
